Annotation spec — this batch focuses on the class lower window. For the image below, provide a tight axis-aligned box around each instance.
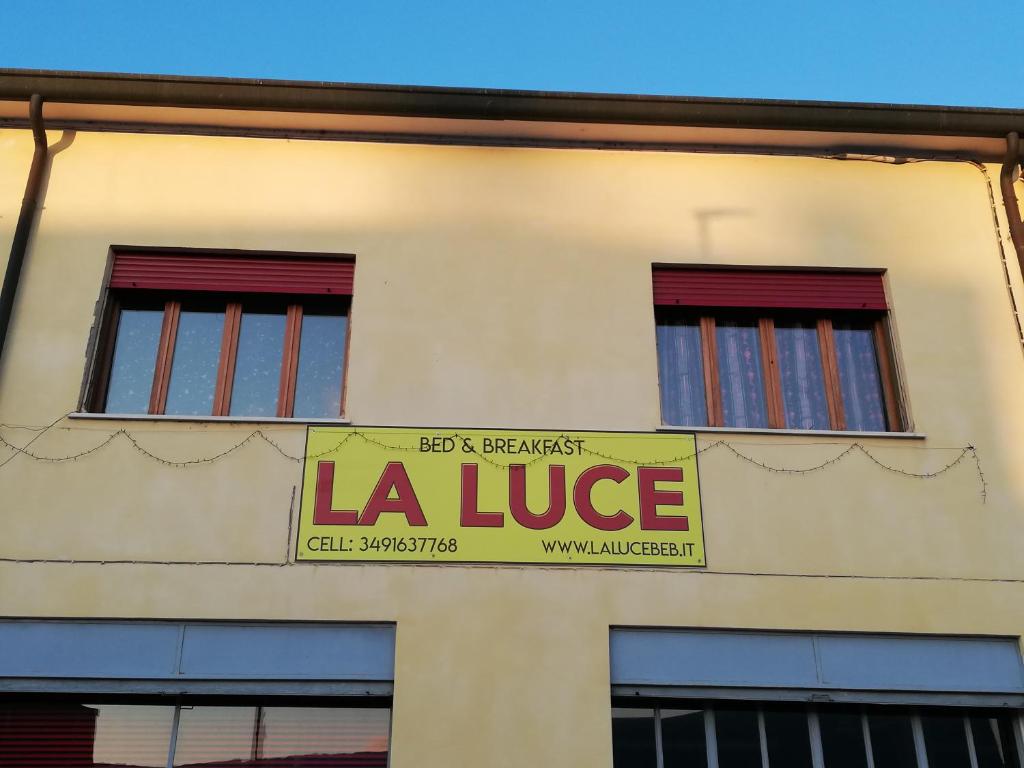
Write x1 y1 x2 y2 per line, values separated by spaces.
0 698 390 767
612 700 1021 768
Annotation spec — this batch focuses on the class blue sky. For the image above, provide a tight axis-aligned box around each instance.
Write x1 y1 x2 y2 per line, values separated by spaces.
2 0 1022 108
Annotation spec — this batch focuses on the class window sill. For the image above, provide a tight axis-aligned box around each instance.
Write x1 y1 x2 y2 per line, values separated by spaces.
657 424 926 440
68 412 350 426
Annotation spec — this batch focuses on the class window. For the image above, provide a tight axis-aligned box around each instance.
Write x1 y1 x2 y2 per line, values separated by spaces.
0 699 391 767
612 701 1022 768
654 267 903 432
88 251 354 419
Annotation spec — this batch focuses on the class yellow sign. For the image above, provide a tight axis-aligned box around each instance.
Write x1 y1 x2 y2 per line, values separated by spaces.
297 427 704 566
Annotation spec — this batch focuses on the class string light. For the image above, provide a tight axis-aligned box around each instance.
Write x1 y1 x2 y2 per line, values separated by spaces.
0 411 73 470
823 155 1023 355
0 422 987 502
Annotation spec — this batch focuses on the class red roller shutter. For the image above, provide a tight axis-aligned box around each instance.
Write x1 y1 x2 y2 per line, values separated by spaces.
652 267 887 310
110 252 355 295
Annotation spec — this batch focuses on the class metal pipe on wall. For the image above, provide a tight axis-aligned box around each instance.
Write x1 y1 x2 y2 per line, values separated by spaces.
0 93 46 367
1000 132 1024 277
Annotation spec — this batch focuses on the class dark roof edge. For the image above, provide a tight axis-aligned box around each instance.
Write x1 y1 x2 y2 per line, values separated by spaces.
1 68 1023 138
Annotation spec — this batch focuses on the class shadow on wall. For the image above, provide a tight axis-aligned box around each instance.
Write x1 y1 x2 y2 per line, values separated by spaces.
29 128 78 230
693 208 751 259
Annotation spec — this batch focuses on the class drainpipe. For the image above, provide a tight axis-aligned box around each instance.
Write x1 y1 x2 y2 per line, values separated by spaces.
0 94 46 366
1000 132 1024 278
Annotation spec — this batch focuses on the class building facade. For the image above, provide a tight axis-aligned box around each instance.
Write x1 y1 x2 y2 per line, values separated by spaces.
1 70 1023 767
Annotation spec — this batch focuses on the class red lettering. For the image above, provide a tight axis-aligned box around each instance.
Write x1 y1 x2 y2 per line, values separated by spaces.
460 463 504 527
313 461 359 525
508 464 566 530
637 466 688 531
359 462 427 526
573 464 633 531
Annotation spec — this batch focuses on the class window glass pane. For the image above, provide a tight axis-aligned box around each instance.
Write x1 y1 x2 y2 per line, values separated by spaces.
656 321 707 426
165 309 225 416
173 705 255 765
764 706 813 768
775 321 830 430
229 310 286 417
922 713 973 768
611 708 658 768
833 321 886 431
971 712 1022 768
261 707 390 766
662 708 708 768
714 705 762 768
174 706 391 768
819 709 868 768
0 703 174 767
104 308 164 413
867 709 917 768
293 313 348 418
716 320 768 428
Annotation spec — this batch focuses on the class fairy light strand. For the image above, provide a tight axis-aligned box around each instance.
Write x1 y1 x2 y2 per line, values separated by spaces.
0 423 987 502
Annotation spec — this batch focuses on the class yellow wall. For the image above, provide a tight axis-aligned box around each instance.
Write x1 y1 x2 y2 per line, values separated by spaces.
1 126 1023 767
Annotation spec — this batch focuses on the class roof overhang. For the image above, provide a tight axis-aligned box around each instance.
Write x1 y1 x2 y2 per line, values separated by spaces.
1 69 1022 160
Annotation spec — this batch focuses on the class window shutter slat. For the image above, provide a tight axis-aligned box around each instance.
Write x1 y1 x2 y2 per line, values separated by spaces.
110 253 355 295
652 268 887 310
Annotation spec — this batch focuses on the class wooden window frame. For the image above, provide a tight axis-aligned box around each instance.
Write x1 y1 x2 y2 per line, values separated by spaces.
659 309 904 432
91 293 350 419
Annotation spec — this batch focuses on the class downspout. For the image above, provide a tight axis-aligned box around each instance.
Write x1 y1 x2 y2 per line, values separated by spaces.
0 94 46 366
1000 132 1024 278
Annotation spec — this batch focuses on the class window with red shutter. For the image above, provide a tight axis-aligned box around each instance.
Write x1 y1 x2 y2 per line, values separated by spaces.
87 251 354 419
652 267 905 432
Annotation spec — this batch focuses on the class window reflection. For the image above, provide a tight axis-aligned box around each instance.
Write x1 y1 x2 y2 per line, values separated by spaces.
818 709 868 768
972 713 1022 768
173 706 390 767
260 708 390 763
98 297 349 419
229 311 286 417
716 320 768 428
0 702 390 767
105 309 163 414
293 313 347 418
612 702 1022 768
867 709 917 768
922 712 973 768
656 321 707 426
833 321 886 431
173 706 255 765
165 309 225 416
763 706 813 768
0 703 175 767
611 708 657 768
661 709 708 768
715 705 761 768
775 321 830 430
